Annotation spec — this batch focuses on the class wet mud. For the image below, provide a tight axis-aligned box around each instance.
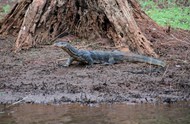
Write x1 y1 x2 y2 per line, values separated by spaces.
0 29 190 104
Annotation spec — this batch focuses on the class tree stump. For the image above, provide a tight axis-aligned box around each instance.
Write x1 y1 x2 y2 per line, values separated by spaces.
0 0 161 57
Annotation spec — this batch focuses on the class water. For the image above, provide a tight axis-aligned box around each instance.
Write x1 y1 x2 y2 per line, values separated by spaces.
0 103 190 124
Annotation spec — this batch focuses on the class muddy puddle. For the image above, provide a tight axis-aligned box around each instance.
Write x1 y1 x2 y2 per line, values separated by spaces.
0 103 190 124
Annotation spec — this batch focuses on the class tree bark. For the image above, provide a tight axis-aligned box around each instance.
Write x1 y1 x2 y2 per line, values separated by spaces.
0 0 160 57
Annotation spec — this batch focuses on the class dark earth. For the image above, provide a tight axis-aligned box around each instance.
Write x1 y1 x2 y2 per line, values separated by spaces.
0 0 190 105
0 28 190 104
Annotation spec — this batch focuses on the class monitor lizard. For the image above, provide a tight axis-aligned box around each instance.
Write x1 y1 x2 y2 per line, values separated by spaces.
53 41 166 67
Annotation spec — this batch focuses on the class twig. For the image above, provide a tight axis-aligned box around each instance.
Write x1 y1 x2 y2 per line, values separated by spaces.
97 45 123 49
170 34 190 45
7 96 28 108
56 58 68 63
49 28 69 43
161 64 169 80
1 96 29 112
78 41 122 49
77 41 102 49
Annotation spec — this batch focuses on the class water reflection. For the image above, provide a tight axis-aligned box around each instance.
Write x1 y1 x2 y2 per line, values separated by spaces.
0 103 190 124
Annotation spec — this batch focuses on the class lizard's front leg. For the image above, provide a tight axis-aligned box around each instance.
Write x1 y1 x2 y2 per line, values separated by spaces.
63 57 74 67
58 57 74 67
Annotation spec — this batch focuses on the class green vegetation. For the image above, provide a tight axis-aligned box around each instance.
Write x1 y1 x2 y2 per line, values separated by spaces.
139 0 190 30
0 4 11 20
0 0 16 19
2 4 11 14
0 0 189 30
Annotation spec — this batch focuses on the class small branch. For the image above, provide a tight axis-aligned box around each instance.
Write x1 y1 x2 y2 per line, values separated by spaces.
77 41 102 49
161 64 169 80
171 34 190 45
49 28 69 43
1 96 29 112
78 41 123 49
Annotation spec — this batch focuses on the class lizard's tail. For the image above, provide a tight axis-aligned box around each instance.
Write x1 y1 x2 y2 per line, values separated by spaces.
124 53 166 67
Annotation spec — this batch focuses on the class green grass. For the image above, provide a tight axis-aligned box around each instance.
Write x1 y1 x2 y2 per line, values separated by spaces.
0 4 11 20
0 1 189 30
139 0 190 30
2 4 11 13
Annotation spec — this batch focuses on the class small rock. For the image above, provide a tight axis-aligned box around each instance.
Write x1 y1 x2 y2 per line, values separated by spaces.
175 65 181 68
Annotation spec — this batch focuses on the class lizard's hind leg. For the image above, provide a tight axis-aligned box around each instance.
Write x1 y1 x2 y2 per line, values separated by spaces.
82 54 93 65
102 57 116 65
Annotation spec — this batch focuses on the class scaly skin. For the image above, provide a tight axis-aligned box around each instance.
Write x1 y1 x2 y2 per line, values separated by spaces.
54 42 166 67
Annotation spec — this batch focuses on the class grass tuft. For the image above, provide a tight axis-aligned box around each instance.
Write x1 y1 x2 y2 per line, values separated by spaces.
139 0 190 30
2 4 11 14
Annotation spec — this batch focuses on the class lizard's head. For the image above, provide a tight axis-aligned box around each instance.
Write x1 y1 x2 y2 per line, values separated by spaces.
53 41 70 49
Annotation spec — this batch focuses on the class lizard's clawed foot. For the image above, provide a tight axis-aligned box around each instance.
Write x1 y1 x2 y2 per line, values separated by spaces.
85 65 93 69
101 62 113 66
57 63 69 68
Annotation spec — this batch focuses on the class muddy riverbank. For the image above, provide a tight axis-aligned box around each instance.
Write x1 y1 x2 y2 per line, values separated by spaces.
0 29 190 104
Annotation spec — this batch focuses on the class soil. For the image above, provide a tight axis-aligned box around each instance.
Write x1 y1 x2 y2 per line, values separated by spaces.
0 27 190 104
0 0 190 105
